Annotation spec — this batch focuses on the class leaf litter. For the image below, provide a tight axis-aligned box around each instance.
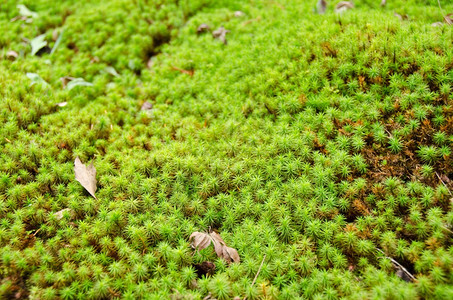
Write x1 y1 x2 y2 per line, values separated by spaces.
190 231 240 263
74 157 97 199
212 26 230 45
30 34 48 56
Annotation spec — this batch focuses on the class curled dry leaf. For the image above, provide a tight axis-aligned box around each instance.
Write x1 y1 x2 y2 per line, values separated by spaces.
212 26 230 45
189 232 212 251
445 14 453 25
74 157 97 199
317 0 327 15
141 101 153 111
189 230 240 263
7 50 18 59
394 12 408 21
56 102 68 107
197 23 210 34
335 1 354 13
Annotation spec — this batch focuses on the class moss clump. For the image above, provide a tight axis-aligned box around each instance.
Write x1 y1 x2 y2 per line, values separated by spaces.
1 0 452 298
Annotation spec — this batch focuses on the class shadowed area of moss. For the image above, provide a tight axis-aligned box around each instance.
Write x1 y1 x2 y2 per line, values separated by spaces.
1 0 452 299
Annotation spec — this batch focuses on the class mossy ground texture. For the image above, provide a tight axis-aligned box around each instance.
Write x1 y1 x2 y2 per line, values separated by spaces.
1 0 453 299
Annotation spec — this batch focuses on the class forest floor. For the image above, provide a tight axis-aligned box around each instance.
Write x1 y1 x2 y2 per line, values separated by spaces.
1 0 452 299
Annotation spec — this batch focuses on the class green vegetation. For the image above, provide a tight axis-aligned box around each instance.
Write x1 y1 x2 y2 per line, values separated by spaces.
1 0 452 298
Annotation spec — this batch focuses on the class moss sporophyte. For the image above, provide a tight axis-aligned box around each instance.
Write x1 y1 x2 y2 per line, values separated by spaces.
1 0 453 298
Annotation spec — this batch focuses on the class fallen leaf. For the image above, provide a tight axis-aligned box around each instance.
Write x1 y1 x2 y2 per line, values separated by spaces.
212 26 230 45
189 232 212 251
56 102 68 107
26 73 49 87
380 0 386 6
141 101 153 111
17 4 38 19
74 157 97 199
104 66 119 77
7 50 18 59
197 24 210 34
317 0 327 14
335 1 354 13
60 76 76 88
234 11 245 17
432 22 444 27
189 230 240 263
66 78 93 90
53 208 72 220
445 14 453 25
30 34 48 56
51 29 64 55
394 12 408 20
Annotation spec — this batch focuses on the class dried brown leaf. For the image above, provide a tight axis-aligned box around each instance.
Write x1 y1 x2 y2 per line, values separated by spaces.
317 0 327 15
197 24 210 34
394 12 408 20
212 26 230 45
335 1 354 13
141 101 153 111
222 246 240 263
445 14 453 25
7 50 19 59
189 230 240 263
189 232 212 251
74 157 97 199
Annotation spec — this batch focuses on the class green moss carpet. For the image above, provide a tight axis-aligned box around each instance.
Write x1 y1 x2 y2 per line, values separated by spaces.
1 0 452 299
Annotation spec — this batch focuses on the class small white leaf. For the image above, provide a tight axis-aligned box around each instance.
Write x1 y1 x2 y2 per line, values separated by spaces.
26 73 49 87
104 66 119 77
17 4 38 19
56 102 68 107
66 78 93 90
30 34 47 56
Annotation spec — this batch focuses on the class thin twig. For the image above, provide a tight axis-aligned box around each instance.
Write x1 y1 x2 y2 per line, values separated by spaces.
243 254 266 300
437 0 444 16
435 172 452 195
376 248 415 281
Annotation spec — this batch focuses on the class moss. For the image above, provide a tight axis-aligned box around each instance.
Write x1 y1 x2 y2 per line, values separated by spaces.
1 0 453 298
